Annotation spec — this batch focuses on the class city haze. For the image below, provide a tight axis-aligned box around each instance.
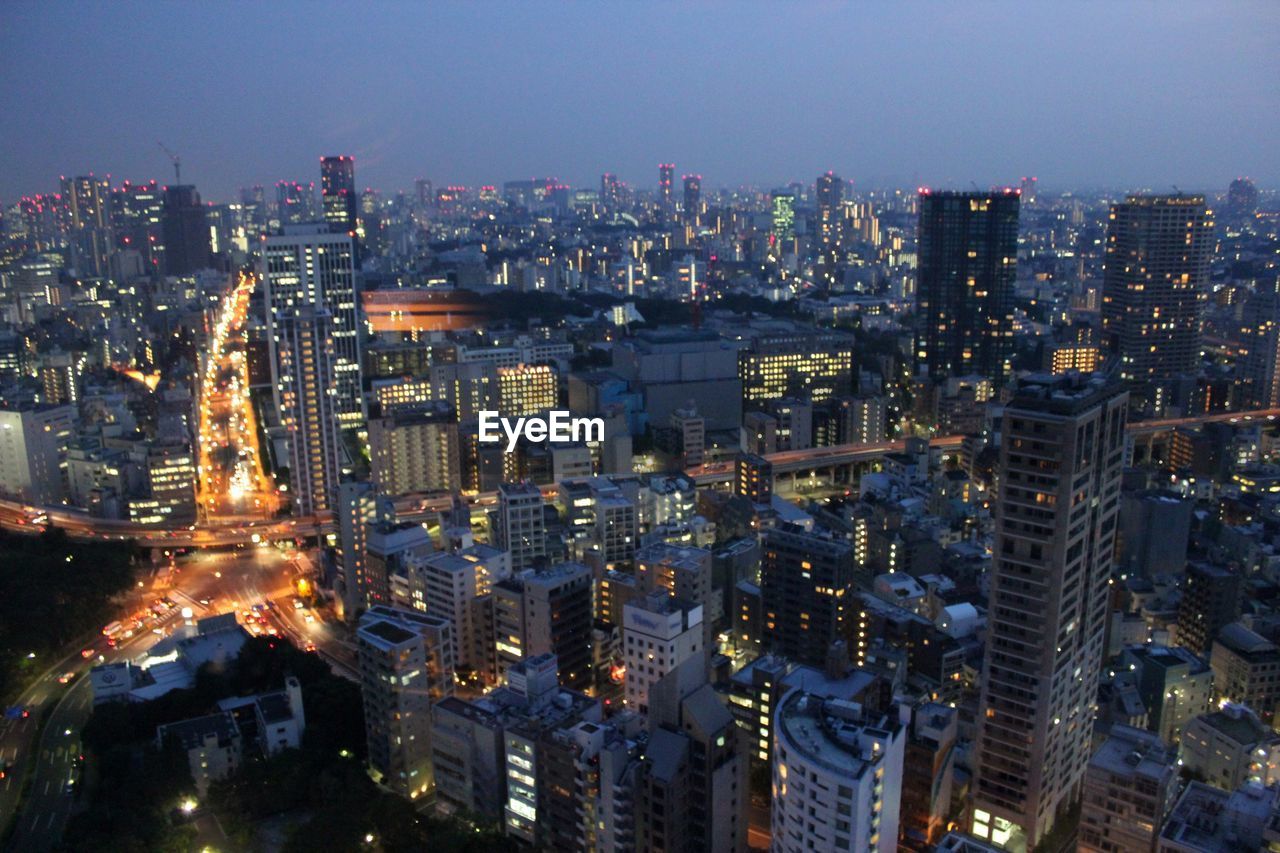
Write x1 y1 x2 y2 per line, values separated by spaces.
2 0 1277 199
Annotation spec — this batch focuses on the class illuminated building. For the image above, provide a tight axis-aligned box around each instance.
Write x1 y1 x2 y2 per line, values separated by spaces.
682 174 701 221
357 605 455 800
262 224 363 431
816 171 843 245
1101 195 1212 401
1209 623 1280 723
622 591 703 716
1226 176 1258 220
760 526 851 667
0 403 76 504
275 180 316 224
1178 704 1280 792
496 364 557 416
132 444 197 524
1044 342 1102 375
492 562 593 690
971 376 1127 850
270 305 341 515
335 482 394 620
771 191 796 243
320 154 358 233
735 452 772 504
915 189 1019 385
771 690 904 853
494 480 548 570
738 336 854 405
901 704 959 850
413 546 508 672
1239 290 1280 408
658 163 674 210
368 401 461 495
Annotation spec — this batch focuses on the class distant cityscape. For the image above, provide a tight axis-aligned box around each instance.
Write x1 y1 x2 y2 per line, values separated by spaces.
1 26 1279 853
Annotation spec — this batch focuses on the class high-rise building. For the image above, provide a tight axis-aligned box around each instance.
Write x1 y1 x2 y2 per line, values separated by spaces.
493 480 548 570
1176 562 1243 655
367 401 460 495
682 174 701 221
901 703 959 850
760 526 852 667
637 659 747 853
622 591 704 717
320 155 358 234
261 224 363 431
1101 195 1213 401
771 690 905 852
1226 177 1259 220
971 375 1128 851
600 172 620 207
161 185 211 275
0 403 76 504
269 305 341 516
915 189 1019 385
734 452 773 504
1239 290 1280 409
657 164 675 210
738 334 854 406
334 482 394 620
357 605 455 800
816 171 844 246
771 192 796 244
492 562 594 691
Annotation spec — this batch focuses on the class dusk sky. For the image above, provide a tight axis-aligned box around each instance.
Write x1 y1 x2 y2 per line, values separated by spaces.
3 1 1277 202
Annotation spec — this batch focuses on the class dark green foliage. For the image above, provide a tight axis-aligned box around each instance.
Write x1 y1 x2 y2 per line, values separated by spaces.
0 526 137 699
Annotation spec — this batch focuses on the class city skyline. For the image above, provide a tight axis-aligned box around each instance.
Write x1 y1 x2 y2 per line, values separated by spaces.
3 2 1278 202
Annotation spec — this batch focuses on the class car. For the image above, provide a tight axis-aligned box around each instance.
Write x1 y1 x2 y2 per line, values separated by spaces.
57 671 76 684
292 599 304 610
304 641 317 653
304 613 315 624
80 647 96 659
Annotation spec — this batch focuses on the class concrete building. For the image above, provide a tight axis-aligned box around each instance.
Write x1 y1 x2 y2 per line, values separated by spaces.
901 703 958 850
492 562 593 691
772 690 905 852
367 400 460 495
636 542 717 643
493 480 548 570
1210 622 1280 725
1179 703 1280 792
622 591 704 716
971 376 1128 850
1157 779 1280 853
1079 725 1177 853
0 403 76 504
334 482 395 620
261 224 363 431
156 711 242 796
760 525 852 667
357 605 455 800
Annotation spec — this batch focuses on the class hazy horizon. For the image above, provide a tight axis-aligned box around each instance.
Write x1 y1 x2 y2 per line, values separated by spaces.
3 1 1277 202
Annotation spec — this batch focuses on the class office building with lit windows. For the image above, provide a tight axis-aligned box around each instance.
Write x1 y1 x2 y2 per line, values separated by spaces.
915 189 1019 385
760 525 852 667
657 163 674 210
262 224 363 432
496 364 557 416
971 375 1127 851
320 154 358 233
357 605 456 800
1101 195 1213 405
739 334 854 406
622 591 703 717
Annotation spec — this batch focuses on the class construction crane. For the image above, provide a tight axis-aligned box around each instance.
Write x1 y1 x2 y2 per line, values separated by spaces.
157 141 181 184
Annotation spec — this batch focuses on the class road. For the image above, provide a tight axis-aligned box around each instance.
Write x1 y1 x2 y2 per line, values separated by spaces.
2 546 312 851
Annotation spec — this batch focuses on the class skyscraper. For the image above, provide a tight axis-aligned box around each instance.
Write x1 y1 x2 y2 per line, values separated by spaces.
161 184 211 275
357 605 455 800
682 174 701 221
1239 289 1280 409
1226 177 1258 220
915 189 1019 385
770 191 796 244
971 375 1128 851
320 155 358 233
657 163 674 210
1101 195 1213 403
816 170 843 245
270 305 341 516
261 224 363 431
760 525 852 667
